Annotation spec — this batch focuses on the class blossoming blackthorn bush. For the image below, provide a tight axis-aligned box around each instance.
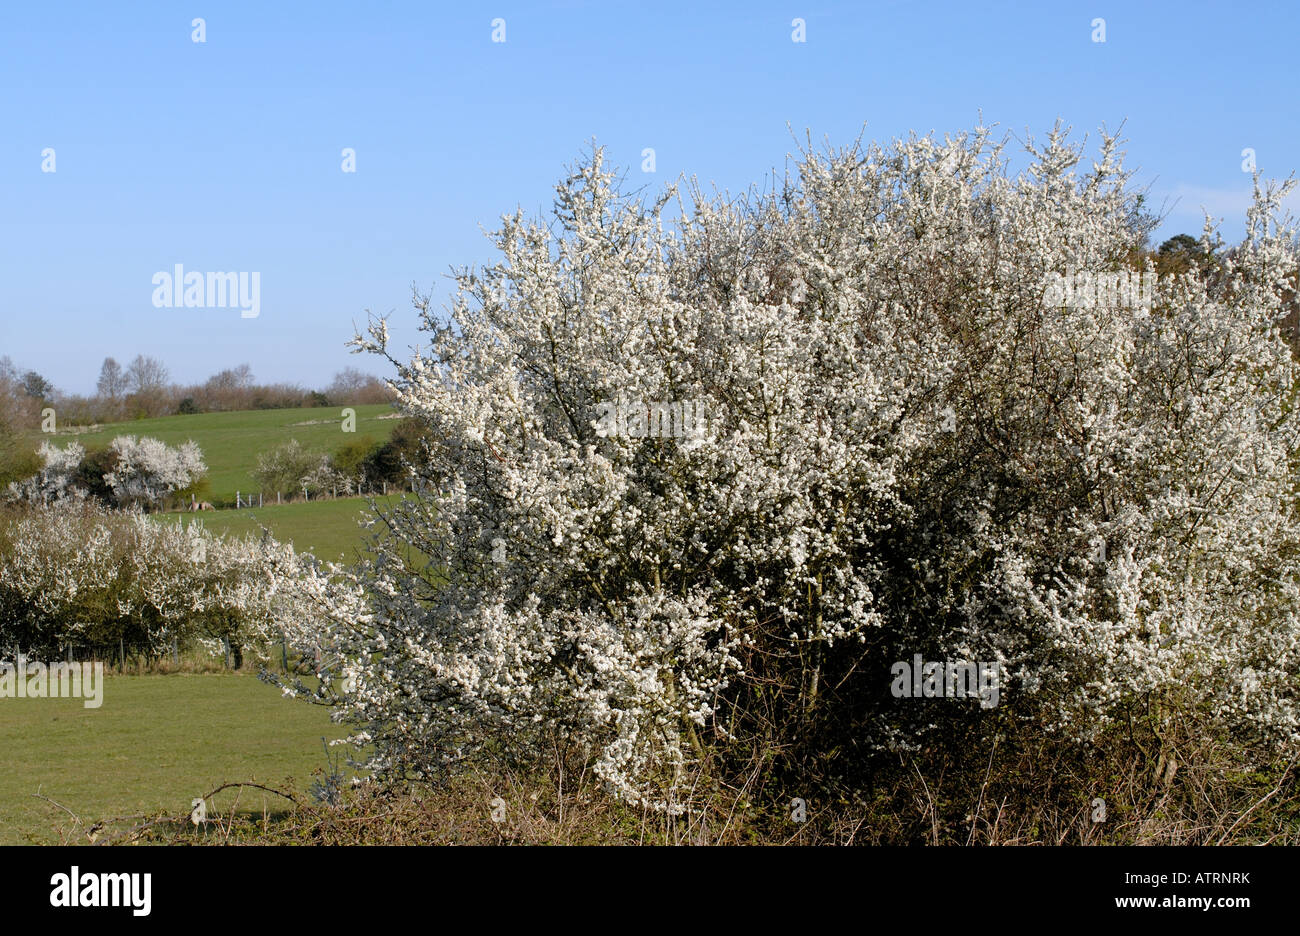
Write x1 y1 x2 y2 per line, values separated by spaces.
7 435 205 511
280 124 1300 813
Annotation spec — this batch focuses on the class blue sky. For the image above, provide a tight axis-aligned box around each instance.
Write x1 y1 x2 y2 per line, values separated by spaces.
2 0 1297 395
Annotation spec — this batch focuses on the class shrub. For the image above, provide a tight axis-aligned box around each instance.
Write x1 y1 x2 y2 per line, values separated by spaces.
102 436 206 511
364 418 434 488
7 436 206 512
277 127 1300 814
252 439 322 499
0 501 309 660
72 445 121 506
0 430 42 491
331 436 379 489
6 440 87 505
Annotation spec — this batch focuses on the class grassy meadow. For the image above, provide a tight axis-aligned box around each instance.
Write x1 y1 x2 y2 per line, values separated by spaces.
37 403 399 503
155 495 407 563
0 673 349 845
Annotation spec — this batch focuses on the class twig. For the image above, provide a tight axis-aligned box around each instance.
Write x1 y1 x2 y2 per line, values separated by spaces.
967 736 999 845
1214 753 1299 845
31 790 81 845
202 781 300 805
31 790 80 823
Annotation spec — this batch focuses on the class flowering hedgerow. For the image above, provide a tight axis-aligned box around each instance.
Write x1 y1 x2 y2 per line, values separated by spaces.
272 124 1300 811
0 500 307 659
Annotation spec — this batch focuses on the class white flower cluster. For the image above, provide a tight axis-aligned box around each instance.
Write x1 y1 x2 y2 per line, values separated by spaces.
6 440 87 505
284 125 1300 809
103 435 206 509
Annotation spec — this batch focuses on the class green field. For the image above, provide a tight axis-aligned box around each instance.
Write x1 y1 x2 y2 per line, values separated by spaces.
157 495 407 563
4 407 413 845
23 403 413 558
0 673 349 845
38 404 399 503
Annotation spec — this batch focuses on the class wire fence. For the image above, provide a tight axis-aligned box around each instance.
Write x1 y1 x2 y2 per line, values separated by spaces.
5 636 303 674
172 479 421 513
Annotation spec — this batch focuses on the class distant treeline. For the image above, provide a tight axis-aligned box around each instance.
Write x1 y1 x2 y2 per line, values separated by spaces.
0 358 394 430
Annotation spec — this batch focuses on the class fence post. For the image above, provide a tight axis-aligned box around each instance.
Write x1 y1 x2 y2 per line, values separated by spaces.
281 639 289 673
172 637 179 666
119 637 125 673
222 636 231 670
259 492 263 508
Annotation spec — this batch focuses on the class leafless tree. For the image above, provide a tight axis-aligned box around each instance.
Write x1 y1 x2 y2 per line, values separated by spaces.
97 357 129 399
127 355 169 394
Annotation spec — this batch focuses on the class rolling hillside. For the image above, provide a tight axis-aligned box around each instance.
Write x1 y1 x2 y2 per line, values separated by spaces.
156 495 408 563
34 404 399 503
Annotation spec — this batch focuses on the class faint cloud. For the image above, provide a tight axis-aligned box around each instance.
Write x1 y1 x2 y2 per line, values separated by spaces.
1164 183 1300 223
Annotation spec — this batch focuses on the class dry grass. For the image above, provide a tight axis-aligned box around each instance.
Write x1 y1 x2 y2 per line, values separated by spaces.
61 722 1300 846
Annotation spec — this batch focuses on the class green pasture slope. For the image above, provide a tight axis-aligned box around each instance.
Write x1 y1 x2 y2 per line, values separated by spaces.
158 495 407 563
22 403 411 559
40 403 398 503
0 674 347 845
